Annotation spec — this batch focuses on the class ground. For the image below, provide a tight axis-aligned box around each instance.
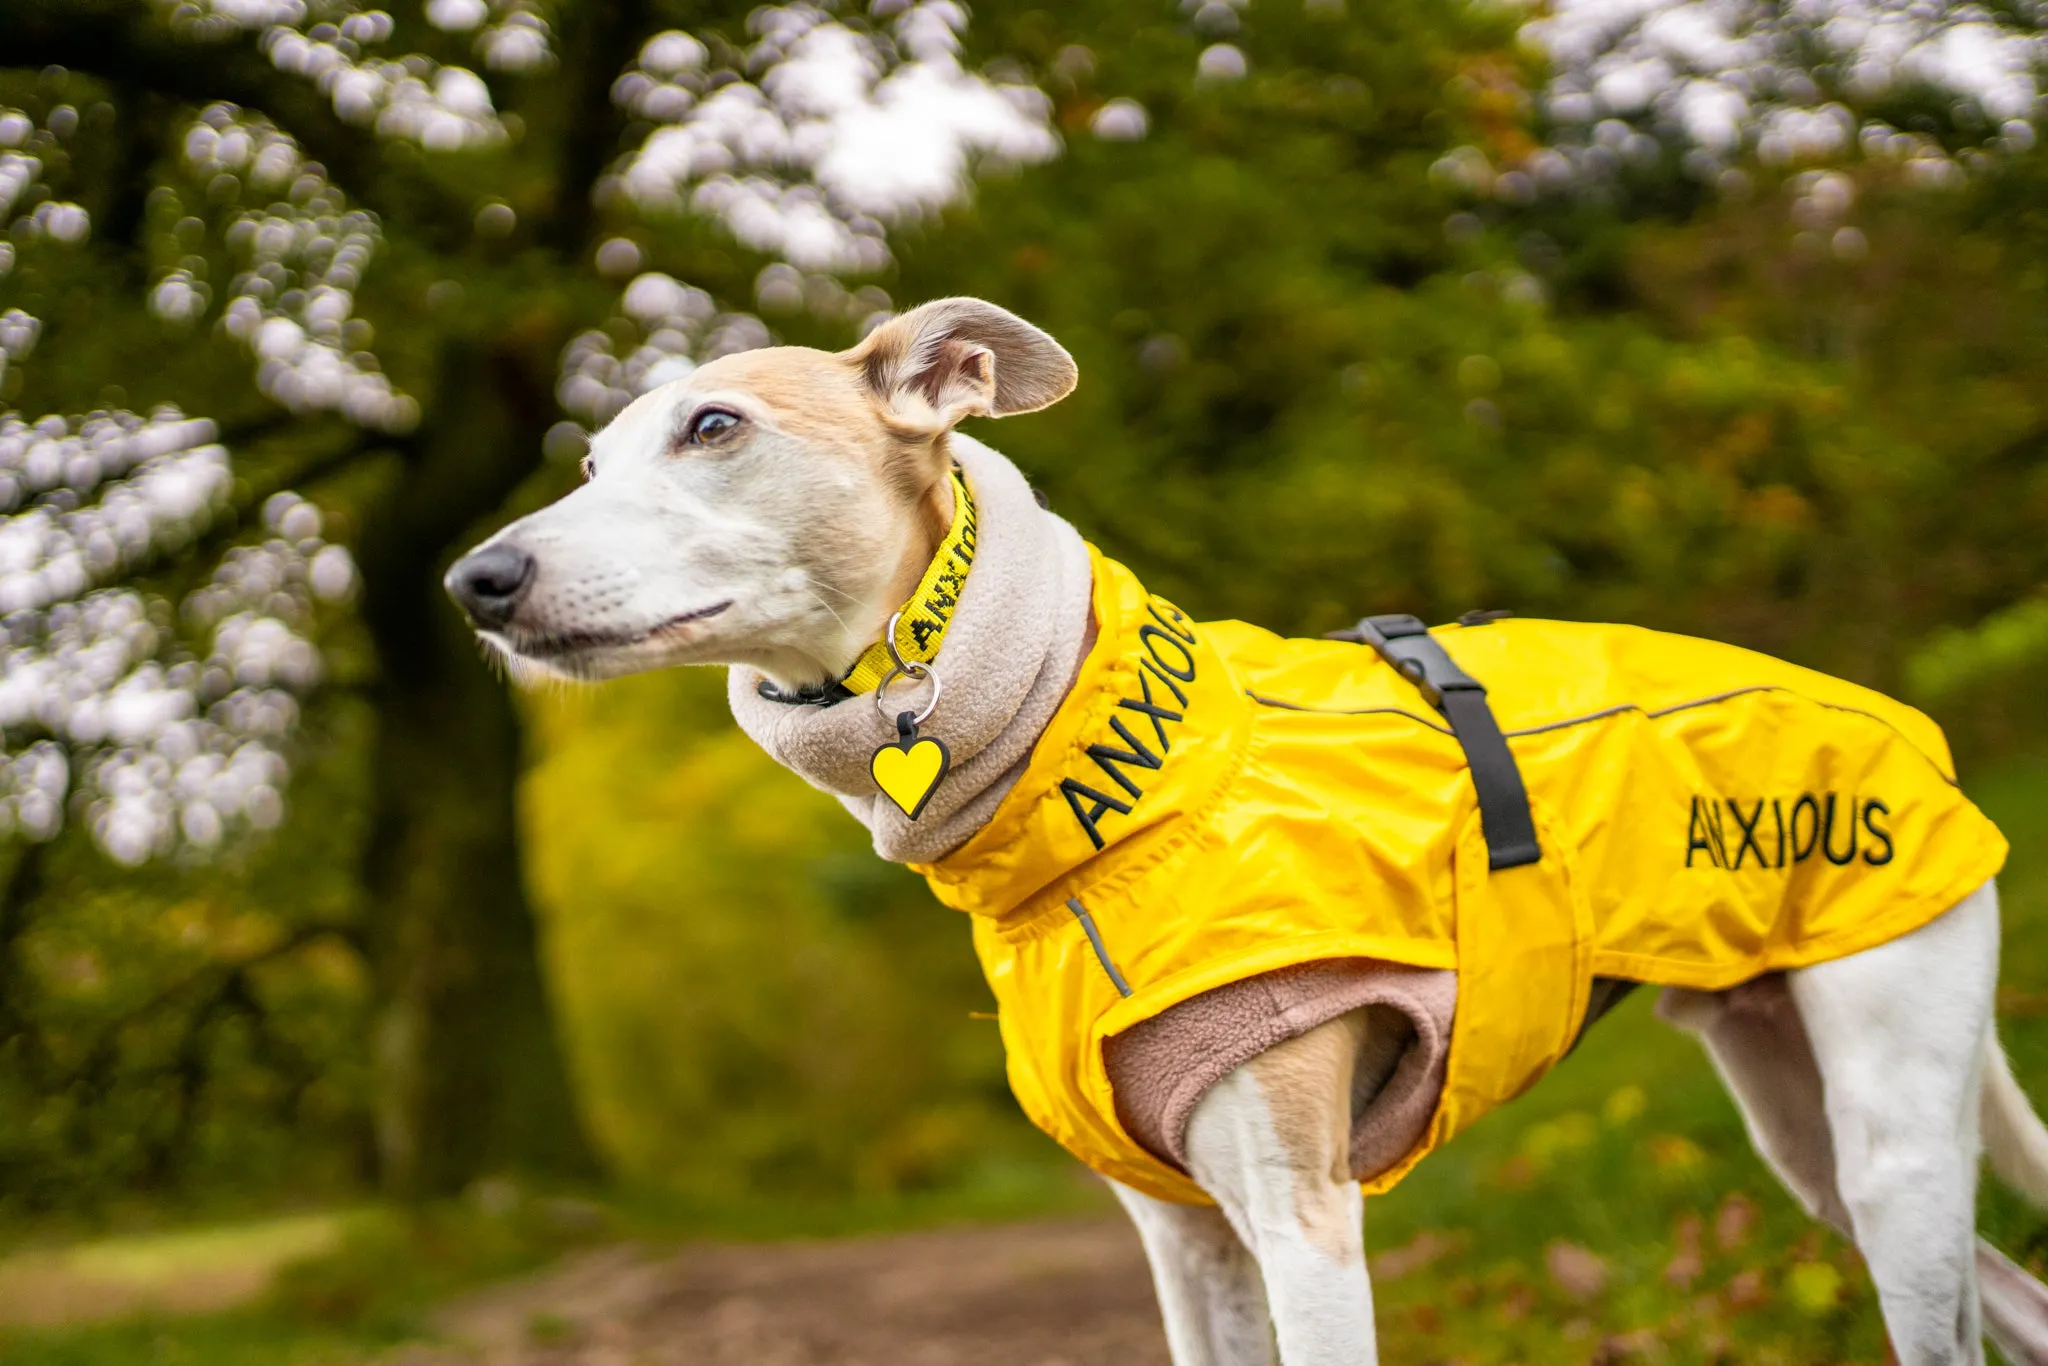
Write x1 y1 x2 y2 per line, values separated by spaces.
393 1217 1168 1366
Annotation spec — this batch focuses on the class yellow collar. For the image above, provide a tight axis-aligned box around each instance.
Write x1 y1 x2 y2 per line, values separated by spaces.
840 468 977 694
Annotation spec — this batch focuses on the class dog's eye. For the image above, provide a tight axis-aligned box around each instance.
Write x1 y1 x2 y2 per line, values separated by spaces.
686 408 741 445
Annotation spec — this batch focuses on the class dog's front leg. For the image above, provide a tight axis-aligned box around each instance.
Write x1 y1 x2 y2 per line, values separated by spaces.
1110 1179 1276 1365
1184 1011 1378 1365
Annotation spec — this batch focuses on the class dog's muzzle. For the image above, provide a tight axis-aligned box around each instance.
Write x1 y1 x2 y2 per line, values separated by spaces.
445 543 536 628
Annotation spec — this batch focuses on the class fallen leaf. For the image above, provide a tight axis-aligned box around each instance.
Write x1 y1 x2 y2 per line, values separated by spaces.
1998 987 2048 1017
1596 1328 1667 1362
1370 1230 1466 1281
1546 1241 1611 1302
1665 1213 1704 1288
1714 1193 1759 1252
1724 1268 1768 1312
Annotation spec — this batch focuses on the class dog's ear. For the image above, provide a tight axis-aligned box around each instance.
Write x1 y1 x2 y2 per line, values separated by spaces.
850 298 1077 433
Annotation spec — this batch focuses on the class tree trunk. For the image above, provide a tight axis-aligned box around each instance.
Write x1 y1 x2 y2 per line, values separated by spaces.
355 340 596 1197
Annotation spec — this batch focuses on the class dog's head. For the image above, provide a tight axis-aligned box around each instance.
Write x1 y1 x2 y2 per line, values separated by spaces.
445 298 1076 687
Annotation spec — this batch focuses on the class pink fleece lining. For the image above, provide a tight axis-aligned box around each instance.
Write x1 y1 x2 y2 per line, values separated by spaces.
1103 958 1456 1185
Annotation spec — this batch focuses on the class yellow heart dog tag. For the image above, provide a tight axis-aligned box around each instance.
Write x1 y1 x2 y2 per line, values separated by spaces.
872 711 951 820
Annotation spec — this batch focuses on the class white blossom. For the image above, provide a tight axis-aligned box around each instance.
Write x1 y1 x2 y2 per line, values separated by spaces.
480 12 555 72
425 0 488 32
1091 98 1151 141
1521 0 2048 181
181 106 418 433
0 412 340 863
158 0 525 151
1197 44 1249 82
612 2 1058 274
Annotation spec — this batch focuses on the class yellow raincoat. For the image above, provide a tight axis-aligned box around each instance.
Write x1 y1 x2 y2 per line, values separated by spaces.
913 550 2009 1206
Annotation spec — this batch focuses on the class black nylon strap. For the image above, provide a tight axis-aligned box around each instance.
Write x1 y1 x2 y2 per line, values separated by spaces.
1333 613 1542 871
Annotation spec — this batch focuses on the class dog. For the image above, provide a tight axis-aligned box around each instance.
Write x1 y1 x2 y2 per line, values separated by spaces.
448 298 2048 1364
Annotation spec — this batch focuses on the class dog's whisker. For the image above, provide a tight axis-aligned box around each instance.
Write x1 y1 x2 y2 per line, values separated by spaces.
808 579 861 605
806 588 853 635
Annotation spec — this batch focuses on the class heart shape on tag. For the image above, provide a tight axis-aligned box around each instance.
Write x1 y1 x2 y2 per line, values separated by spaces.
871 734 950 820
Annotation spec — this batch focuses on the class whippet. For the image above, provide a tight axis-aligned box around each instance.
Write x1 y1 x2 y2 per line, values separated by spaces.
448 298 2048 1364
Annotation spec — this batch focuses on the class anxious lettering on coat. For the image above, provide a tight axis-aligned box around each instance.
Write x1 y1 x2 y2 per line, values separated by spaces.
1686 793 1896 870
1061 598 1201 850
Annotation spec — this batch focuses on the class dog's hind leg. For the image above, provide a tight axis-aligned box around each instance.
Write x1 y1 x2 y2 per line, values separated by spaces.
1110 1180 1276 1366
1184 1010 1377 1365
1663 928 2048 1365
1658 975 1852 1232
1788 879 2002 1365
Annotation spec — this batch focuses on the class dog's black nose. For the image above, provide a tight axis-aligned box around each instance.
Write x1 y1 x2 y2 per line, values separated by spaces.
445 544 536 628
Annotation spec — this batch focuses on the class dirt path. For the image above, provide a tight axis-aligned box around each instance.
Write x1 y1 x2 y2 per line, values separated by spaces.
0 1210 355 1329
392 1216 1171 1366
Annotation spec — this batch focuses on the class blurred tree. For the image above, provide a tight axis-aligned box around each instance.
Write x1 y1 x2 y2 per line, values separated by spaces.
0 0 1056 1198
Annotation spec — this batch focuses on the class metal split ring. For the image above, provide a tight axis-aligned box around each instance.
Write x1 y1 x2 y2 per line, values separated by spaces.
874 611 942 725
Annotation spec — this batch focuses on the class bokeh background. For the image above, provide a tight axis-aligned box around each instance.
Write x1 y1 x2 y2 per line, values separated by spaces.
5 0 2048 1361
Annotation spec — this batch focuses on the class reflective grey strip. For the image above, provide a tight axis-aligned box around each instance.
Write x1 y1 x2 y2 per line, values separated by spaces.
1067 898 1133 998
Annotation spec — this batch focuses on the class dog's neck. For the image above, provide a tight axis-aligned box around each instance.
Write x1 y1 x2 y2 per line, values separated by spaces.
884 462 959 624
727 436 1096 864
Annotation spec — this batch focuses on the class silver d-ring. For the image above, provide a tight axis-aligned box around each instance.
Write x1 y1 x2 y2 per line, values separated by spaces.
882 610 914 673
875 659 941 726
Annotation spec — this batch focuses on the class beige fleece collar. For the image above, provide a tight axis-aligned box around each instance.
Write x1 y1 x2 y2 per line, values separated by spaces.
726 437 1095 864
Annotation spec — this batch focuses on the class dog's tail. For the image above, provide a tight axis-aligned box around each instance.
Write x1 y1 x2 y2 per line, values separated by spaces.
1984 1034 2048 1209
1979 1039 2048 1363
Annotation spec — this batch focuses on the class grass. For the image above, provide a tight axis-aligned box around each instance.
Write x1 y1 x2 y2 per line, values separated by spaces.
9 754 2048 1364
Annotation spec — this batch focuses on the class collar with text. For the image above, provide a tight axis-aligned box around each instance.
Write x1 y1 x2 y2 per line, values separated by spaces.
757 467 976 706
842 466 977 693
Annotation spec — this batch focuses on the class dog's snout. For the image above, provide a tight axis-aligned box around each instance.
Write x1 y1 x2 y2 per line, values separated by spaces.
445 543 537 628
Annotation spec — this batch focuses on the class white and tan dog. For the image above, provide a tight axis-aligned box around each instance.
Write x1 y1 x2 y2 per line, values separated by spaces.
449 299 2048 1365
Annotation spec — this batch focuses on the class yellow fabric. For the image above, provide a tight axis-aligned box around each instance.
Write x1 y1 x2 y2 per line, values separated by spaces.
912 550 2010 1206
841 470 977 695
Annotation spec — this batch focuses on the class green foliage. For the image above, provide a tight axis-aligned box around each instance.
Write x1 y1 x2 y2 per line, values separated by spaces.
521 666 1079 1201
1907 596 2048 759
905 1 2048 704
0 689 377 1222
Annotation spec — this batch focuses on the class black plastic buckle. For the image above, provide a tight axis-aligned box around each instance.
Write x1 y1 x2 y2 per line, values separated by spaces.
1343 614 1482 707
1331 612 1542 871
